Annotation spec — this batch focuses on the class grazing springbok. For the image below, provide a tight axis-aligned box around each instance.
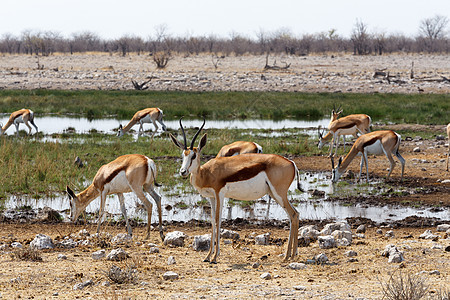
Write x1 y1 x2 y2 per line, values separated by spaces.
216 141 263 158
446 123 450 171
66 154 164 241
170 119 302 263
331 130 405 183
318 108 371 157
118 108 167 139
1 109 38 136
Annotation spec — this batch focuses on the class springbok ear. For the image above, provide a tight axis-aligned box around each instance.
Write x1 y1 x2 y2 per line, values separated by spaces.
198 133 207 152
331 157 335 169
119 124 122 129
169 133 185 150
66 186 76 199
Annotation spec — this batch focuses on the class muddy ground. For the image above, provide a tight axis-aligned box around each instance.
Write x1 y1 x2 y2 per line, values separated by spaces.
0 54 449 299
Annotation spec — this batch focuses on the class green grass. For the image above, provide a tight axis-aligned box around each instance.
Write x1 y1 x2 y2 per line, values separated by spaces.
0 90 448 124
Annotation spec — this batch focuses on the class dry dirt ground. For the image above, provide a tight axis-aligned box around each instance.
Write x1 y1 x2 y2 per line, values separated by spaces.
0 54 449 299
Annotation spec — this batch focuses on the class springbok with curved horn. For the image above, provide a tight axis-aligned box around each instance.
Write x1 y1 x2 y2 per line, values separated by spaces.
216 141 263 158
66 154 164 241
331 130 405 183
170 119 302 263
318 108 371 157
118 108 167 139
1 109 38 136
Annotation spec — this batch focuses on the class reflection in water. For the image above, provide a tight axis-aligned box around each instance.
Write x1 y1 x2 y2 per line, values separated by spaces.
4 172 449 224
0 115 331 135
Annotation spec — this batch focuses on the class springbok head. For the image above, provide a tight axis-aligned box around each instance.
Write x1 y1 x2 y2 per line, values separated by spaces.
66 186 88 222
170 118 206 177
331 156 343 183
317 125 326 149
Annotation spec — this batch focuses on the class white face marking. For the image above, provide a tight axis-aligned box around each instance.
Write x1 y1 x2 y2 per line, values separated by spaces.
180 150 197 177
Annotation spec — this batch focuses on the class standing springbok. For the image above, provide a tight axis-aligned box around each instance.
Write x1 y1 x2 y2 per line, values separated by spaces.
331 130 405 183
170 119 302 263
216 141 263 158
446 123 450 171
66 154 164 241
118 108 167 139
318 109 371 157
1 109 38 136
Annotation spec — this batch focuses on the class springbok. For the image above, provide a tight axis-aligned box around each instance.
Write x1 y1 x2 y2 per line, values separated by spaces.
331 130 405 183
446 123 450 171
318 108 371 157
170 119 302 263
118 108 167 139
66 154 164 241
216 141 263 158
1 109 38 136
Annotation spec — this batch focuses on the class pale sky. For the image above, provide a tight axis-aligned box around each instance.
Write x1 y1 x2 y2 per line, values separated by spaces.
1 0 449 39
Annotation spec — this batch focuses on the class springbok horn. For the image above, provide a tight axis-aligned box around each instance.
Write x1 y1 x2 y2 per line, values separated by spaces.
318 125 322 138
179 117 188 150
331 156 335 169
190 118 206 150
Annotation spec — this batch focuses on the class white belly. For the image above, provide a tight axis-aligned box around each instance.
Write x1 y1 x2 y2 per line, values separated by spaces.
103 171 132 195
365 140 385 155
335 126 358 136
223 172 269 200
140 115 153 124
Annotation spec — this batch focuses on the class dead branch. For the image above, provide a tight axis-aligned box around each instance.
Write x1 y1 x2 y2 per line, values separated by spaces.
153 51 171 69
131 78 152 90
263 53 290 70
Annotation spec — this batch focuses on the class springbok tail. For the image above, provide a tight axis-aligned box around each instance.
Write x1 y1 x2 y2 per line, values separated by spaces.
291 160 304 192
150 163 161 187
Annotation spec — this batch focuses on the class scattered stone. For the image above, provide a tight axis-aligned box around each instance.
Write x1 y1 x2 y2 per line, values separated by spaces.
255 233 270 245
355 233 366 239
192 234 211 251
57 254 67 260
348 258 358 262
344 250 358 257
288 262 307 270
441 179 450 184
376 229 383 235
332 230 353 243
356 225 366 233
320 222 351 235
318 235 336 249
92 249 106 260
147 243 158 248
30 234 55 250
385 230 395 238
413 147 420 152
59 238 77 249
149 247 160 254
429 270 440 275
298 225 320 241
111 233 132 244
252 262 260 269
220 229 240 240
315 253 328 263
106 248 129 261
419 230 438 240
436 224 450 232
11 242 23 248
167 256 176 265
293 285 307 291
445 246 450 252
78 229 90 236
164 231 188 247
382 244 404 263
388 252 404 263
260 272 271 280
431 243 443 250
73 279 94 290
163 271 179 280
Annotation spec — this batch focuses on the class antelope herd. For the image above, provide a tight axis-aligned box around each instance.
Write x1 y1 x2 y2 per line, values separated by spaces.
2 107 449 263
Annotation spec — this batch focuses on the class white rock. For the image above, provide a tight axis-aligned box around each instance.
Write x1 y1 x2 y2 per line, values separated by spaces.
92 249 106 260
315 253 328 263
332 230 353 243
167 256 176 265
57 254 67 260
106 248 128 261
220 229 240 240
288 262 307 270
149 247 160 254
356 225 366 233
388 252 404 263
255 233 270 245
293 285 307 291
73 279 93 290
318 235 336 249
111 233 132 244
344 250 358 257
30 234 54 250
260 272 271 280
164 231 187 247
298 225 320 241
192 234 211 251
320 222 351 235
163 271 179 280
59 238 77 249
11 242 23 248
436 224 450 232
385 230 395 238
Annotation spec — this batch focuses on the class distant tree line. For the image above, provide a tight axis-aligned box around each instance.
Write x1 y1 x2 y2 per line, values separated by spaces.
0 15 448 56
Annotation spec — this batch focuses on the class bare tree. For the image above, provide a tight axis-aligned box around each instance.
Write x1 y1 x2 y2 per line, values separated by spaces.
351 19 371 55
418 15 449 52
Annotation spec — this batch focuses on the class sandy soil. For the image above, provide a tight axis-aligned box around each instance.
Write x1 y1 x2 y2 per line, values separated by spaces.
0 53 449 93
0 54 449 299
